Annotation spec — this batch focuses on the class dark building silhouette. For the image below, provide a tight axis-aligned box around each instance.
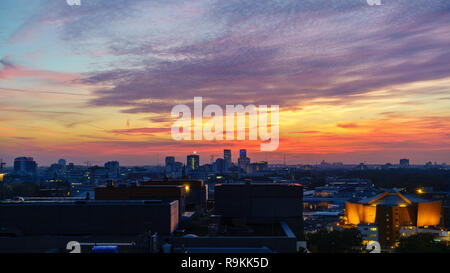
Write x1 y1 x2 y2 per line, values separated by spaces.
186 154 199 173
214 182 304 240
14 157 37 175
0 199 179 252
141 180 207 211
399 158 410 168
95 184 186 214
223 149 231 171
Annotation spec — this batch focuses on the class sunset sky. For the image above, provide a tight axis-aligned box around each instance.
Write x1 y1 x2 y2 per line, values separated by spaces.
0 0 449 166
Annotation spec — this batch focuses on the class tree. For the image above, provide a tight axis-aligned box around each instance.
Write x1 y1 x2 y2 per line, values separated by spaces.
397 233 450 253
7 181 39 197
307 228 362 253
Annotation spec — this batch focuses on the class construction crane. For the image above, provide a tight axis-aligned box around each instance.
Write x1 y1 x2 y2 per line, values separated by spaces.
0 159 6 172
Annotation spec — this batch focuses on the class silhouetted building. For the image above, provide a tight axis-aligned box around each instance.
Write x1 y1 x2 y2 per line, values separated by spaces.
400 159 410 168
214 182 304 240
249 161 268 174
0 199 179 252
13 157 37 176
186 154 200 173
104 161 120 179
95 184 186 214
164 156 182 178
213 158 225 173
141 180 207 211
238 149 250 174
224 149 231 171
58 159 66 167
165 156 175 166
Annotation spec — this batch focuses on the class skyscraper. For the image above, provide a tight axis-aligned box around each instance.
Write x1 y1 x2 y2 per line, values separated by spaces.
14 157 37 175
165 156 179 178
239 149 247 158
105 161 120 179
58 159 66 167
399 158 410 168
165 156 175 167
187 154 200 173
238 149 250 174
224 149 231 171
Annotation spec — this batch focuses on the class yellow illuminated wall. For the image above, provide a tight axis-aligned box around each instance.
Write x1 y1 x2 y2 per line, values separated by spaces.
0 173 4 182
345 202 377 225
347 200 442 227
417 201 442 227
346 202 362 225
362 205 377 223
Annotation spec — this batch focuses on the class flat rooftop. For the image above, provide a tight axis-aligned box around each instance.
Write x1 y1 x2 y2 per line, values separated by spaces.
0 199 170 206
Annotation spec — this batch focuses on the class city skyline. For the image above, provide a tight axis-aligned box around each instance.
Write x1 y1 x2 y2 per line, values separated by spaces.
2 151 447 168
1 0 450 165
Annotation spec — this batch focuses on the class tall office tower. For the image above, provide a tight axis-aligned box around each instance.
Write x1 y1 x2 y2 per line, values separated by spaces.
399 158 410 168
58 159 66 167
238 149 250 173
164 156 176 178
187 154 200 173
165 156 175 167
105 161 120 179
239 149 247 159
14 157 37 175
224 149 231 171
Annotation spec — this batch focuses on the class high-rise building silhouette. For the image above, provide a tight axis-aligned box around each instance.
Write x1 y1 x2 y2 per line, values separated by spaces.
224 149 231 171
165 156 175 167
399 158 410 168
105 161 120 179
187 154 200 173
14 157 37 175
238 149 250 173
58 159 66 167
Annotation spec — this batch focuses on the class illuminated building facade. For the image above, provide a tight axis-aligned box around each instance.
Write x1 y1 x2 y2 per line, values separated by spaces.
345 189 442 246
186 154 200 173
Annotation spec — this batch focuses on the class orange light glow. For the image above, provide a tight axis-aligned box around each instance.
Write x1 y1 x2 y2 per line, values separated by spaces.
417 201 442 227
345 202 377 225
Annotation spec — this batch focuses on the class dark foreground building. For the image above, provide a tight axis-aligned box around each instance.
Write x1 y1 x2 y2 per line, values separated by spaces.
141 180 207 211
167 182 304 253
95 184 187 214
214 183 304 239
0 199 178 253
